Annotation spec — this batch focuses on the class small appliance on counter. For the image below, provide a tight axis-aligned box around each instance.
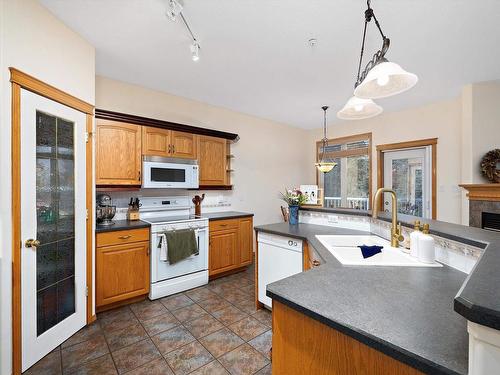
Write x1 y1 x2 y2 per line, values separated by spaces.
96 194 116 226
192 194 205 217
127 197 141 220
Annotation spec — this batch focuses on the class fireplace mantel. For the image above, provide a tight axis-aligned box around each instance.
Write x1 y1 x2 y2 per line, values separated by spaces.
460 184 500 201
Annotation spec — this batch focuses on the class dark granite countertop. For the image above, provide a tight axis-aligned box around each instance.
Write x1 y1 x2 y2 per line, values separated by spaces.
198 211 254 221
301 207 500 330
95 220 151 233
255 222 469 375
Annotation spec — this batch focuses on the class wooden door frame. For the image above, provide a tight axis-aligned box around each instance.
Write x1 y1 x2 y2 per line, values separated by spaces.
9 68 95 375
376 138 437 219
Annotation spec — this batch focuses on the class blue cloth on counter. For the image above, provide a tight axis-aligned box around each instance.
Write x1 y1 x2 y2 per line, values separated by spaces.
358 245 383 259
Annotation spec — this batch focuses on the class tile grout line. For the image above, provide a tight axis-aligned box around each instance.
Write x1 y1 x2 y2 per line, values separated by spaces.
37 270 264 375
98 315 120 375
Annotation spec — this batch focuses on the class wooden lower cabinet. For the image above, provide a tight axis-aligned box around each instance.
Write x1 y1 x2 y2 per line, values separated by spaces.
209 216 254 276
209 228 239 275
239 216 253 266
272 301 423 375
96 228 150 309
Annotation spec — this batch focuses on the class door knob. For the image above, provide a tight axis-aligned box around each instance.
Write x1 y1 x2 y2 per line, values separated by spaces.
25 239 41 248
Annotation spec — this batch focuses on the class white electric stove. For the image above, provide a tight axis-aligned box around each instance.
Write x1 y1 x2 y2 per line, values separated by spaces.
140 196 209 300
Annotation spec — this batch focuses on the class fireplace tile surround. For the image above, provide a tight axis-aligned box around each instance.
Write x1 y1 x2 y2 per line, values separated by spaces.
469 200 500 229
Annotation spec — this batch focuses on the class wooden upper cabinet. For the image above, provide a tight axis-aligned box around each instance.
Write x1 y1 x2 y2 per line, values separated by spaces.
142 126 170 157
199 135 227 186
171 131 197 159
142 127 197 159
96 119 142 185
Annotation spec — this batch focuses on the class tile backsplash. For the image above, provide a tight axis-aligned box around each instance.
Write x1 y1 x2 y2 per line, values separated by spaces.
300 210 483 274
99 189 232 220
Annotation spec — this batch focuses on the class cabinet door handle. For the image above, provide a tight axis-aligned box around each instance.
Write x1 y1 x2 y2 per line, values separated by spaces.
219 224 227 227
118 235 132 240
168 144 172 153
172 145 175 153
138 170 141 181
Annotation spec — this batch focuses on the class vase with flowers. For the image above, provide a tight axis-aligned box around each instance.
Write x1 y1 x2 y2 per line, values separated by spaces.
280 189 309 225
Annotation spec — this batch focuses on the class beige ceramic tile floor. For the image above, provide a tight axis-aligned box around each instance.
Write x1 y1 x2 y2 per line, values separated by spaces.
24 264 272 375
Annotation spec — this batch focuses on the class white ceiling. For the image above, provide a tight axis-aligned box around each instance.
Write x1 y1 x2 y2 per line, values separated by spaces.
40 0 500 129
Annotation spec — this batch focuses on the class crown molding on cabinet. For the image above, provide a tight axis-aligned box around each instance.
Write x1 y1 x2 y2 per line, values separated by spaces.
95 108 239 141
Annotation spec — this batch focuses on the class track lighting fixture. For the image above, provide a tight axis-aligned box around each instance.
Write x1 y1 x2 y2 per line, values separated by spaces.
166 0 183 22
165 0 201 62
191 41 200 61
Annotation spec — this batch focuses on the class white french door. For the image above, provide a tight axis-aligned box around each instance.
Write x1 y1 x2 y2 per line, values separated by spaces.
21 89 87 371
383 147 432 218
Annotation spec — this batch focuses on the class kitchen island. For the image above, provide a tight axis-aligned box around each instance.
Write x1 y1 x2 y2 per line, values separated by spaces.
254 217 490 375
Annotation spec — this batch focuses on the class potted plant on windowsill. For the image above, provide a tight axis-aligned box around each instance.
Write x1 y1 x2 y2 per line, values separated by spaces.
280 189 309 225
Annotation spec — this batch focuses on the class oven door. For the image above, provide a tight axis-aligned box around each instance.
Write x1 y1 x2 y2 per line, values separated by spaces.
142 161 198 188
151 228 208 283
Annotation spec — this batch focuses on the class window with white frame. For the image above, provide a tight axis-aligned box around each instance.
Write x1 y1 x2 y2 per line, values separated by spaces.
316 133 372 210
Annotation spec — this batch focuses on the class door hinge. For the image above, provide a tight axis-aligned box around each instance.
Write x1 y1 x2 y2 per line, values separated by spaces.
86 286 89 297
86 209 89 220
85 131 93 143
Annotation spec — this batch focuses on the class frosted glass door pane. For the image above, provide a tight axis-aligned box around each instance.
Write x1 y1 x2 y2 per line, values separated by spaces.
36 111 76 336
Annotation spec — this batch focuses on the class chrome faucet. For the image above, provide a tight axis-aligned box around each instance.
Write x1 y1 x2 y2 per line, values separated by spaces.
372 188 404 248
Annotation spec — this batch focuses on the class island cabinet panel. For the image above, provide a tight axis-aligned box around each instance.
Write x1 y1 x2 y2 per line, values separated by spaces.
209 217 254 276
142 126 171 157
209 228 239 275
171 131 197 159
199 135 227 186
272 301 423 375
96 228 150 310
96 119 142 185
239 217 254 266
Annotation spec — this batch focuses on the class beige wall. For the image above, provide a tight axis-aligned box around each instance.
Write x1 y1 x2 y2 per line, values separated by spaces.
306 98 463 224
460 80 500 224
0 0 95 373
307 80 500 226
95 76 310 226
469 81 500 183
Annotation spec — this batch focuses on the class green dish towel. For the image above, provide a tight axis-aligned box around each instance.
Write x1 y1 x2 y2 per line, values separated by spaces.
166 229 199 265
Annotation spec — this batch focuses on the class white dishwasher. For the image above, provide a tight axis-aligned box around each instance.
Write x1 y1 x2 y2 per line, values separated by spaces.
258 232 303 309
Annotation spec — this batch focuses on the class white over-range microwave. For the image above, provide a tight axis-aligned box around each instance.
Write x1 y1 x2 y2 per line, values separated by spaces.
142 156 199 189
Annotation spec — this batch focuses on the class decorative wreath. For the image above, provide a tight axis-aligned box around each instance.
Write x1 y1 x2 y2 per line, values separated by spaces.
481 149 500 183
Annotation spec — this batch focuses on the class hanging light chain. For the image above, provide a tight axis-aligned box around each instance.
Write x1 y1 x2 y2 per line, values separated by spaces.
320 106 329 162
354 0 390 88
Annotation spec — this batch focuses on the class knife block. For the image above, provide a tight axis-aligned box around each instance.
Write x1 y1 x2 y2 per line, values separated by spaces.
127 209 140 221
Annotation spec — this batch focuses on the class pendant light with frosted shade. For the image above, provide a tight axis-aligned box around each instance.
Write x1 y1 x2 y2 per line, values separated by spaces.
337 0 418 120
315 106 337 173
354 41 418 99
337 96 382 120
353 1 418 99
